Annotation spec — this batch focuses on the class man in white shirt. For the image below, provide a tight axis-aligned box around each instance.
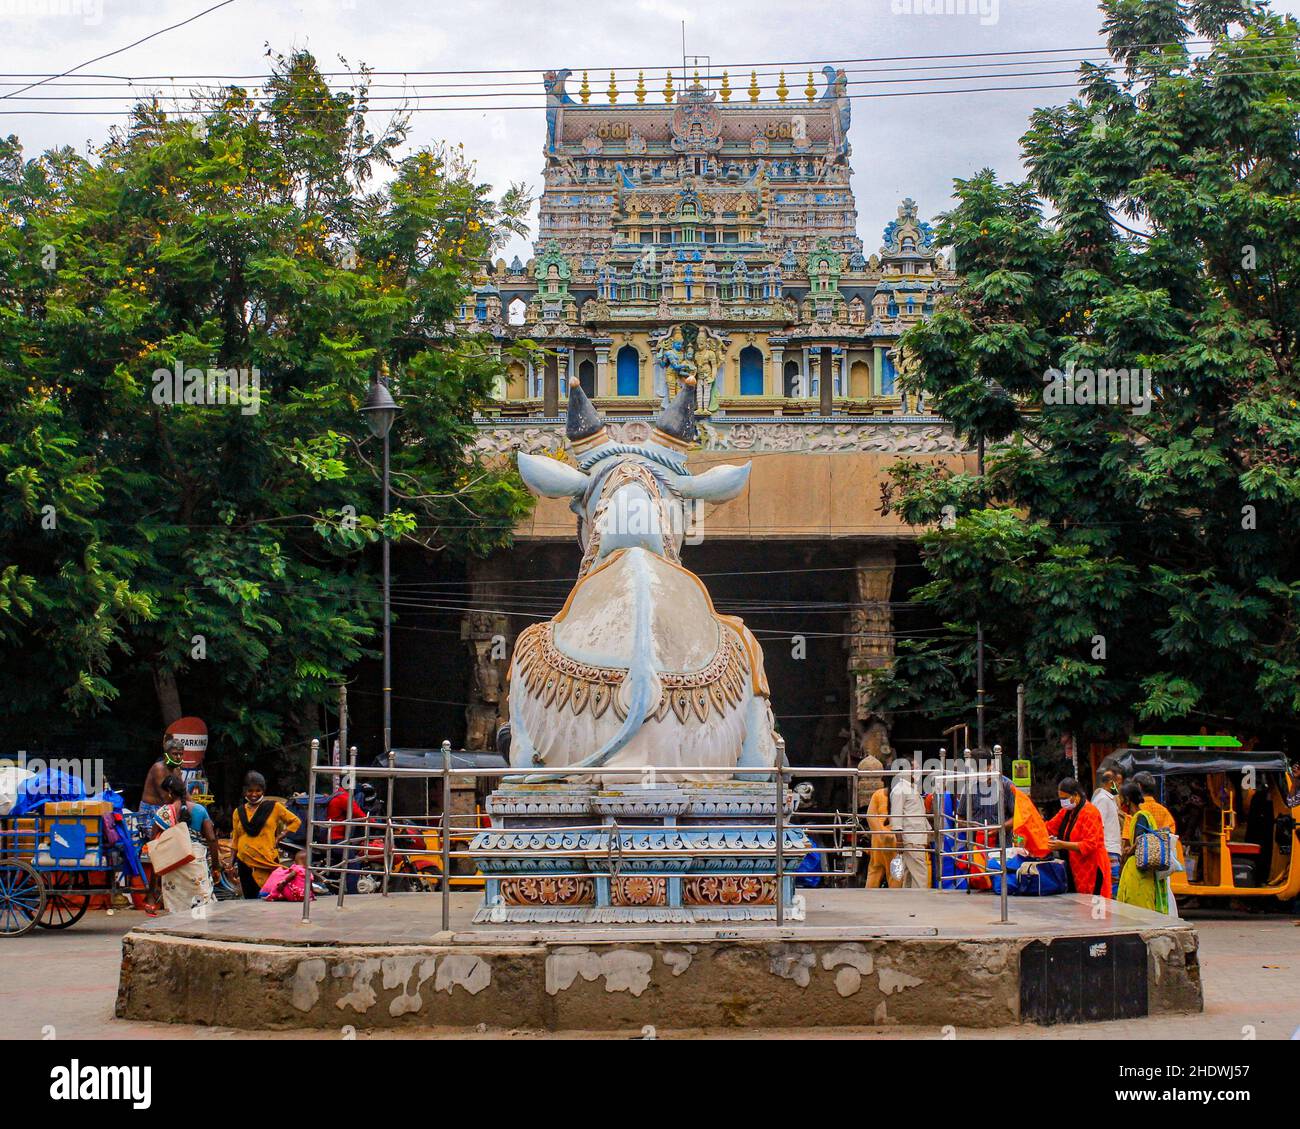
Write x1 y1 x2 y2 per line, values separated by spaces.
889 760 930 888
1092 764 1123 892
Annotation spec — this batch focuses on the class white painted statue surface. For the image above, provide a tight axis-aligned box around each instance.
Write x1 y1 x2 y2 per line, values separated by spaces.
508 379 781 784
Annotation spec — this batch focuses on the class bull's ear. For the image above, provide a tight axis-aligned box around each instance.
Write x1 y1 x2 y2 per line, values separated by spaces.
517 451 590 498
673 462 751 502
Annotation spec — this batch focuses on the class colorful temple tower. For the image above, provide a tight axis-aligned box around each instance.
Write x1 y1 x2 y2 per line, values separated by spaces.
466 66 956 414
459 67 977 772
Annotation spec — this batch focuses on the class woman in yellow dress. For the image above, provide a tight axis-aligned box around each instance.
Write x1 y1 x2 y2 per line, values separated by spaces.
229 771 301 898
1116 782 1166 913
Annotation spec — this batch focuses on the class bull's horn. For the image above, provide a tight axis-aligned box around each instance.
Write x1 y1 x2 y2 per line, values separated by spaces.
565 376 607 453
652 377 698 451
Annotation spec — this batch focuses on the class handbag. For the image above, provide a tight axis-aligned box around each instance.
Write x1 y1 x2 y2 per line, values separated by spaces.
1134 826 1174 873
144 803 198 876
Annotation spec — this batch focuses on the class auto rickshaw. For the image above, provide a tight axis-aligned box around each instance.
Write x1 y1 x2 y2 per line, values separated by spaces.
1111 737 1299 906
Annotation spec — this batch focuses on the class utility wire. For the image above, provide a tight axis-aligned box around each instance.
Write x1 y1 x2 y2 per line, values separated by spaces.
2 37 1289 114
0 37 1248 83
1 0 240 101
12 44 1300 96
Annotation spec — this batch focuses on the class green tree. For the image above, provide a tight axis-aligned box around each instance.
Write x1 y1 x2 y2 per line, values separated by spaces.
0 51 533 767
878 0 1300 752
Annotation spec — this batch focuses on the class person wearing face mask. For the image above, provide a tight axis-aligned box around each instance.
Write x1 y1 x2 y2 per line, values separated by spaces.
1044 777 1112 898
139 737 187 914
140 737 186 828
1092 764 1123 891
229 771 301 898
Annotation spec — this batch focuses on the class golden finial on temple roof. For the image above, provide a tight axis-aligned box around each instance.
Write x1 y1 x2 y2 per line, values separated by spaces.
579 71 590 104
806 70 816 102
748 70 760 102
720 70 731 102
776 70 789 102
664 72 675 103
636 70 646 103
608 71 618 104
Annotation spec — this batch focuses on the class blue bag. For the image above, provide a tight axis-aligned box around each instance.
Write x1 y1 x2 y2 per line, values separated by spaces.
987 853 1068 896
1011 857 1069 895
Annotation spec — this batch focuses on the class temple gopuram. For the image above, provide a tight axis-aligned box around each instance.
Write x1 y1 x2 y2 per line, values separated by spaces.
455 67 978 777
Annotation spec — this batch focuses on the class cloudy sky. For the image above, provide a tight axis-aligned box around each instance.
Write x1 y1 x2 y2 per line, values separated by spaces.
6 0 1297 261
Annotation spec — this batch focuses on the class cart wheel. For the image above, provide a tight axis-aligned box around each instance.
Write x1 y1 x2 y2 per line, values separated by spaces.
0 862 46 937
36 871 90 930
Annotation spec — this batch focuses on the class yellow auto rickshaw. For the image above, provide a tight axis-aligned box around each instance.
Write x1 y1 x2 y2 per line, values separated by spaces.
1112 737 1299 906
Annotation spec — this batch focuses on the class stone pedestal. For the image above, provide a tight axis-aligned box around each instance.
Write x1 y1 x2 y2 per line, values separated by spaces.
469 782 812 923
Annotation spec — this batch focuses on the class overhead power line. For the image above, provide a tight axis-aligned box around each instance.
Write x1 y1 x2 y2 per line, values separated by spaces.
1 0 240 101
13 42 1300 93
0 37 1245 84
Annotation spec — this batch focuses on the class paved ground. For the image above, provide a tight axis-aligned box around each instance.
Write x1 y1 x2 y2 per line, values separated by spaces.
3 905 1297 1040
130 887 1188 944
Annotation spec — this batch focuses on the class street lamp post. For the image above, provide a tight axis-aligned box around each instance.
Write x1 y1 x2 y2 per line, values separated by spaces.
360 370 400 758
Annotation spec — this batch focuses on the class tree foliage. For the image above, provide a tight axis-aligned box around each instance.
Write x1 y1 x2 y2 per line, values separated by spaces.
879 0 1300 750
0 51 533 760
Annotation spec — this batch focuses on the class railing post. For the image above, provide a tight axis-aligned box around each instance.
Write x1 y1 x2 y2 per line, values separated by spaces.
933 747 946 891
336 745 357 909
382 748 396 896
963 748 974 895
303 738 318 923
441 739 452 932
774 761 785 927
849 765 860 886
997 768 1008 924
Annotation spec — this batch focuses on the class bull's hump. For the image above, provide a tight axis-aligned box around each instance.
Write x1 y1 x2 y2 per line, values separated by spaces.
552 549 721 674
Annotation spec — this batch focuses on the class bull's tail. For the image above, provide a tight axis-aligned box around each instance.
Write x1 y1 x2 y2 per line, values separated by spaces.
523 548 659 782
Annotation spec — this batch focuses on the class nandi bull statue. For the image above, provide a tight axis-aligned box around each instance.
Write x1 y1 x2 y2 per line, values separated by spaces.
471 379 809 923
507 377 780 784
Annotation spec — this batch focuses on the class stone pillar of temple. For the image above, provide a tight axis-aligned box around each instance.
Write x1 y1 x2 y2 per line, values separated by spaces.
543 352 560 416
462 555 514 752
595 346 609 397
770 345 784 396
565 347 575 387
820 347 834 415
848 547 897 763
801 346 811 396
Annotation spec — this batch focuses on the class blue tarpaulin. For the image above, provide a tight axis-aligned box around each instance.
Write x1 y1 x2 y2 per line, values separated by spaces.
7 769 87 817
6 775 143 879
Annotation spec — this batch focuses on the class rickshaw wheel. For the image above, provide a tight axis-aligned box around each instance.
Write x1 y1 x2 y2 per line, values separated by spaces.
36 871 90 929
0 861 46 937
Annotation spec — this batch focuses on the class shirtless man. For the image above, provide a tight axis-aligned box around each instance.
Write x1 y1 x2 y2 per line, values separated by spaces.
141 738 185 825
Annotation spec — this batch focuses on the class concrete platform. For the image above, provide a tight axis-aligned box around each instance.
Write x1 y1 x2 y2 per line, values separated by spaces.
115 890 1202 1031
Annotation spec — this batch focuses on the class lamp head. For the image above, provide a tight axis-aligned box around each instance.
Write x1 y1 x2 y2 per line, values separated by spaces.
360 378 399 438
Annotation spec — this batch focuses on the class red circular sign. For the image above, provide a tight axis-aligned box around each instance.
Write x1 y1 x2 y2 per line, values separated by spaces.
165 716 208 769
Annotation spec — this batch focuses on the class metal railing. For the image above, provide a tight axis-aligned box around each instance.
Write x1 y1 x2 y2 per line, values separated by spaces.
296 742 1012 928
